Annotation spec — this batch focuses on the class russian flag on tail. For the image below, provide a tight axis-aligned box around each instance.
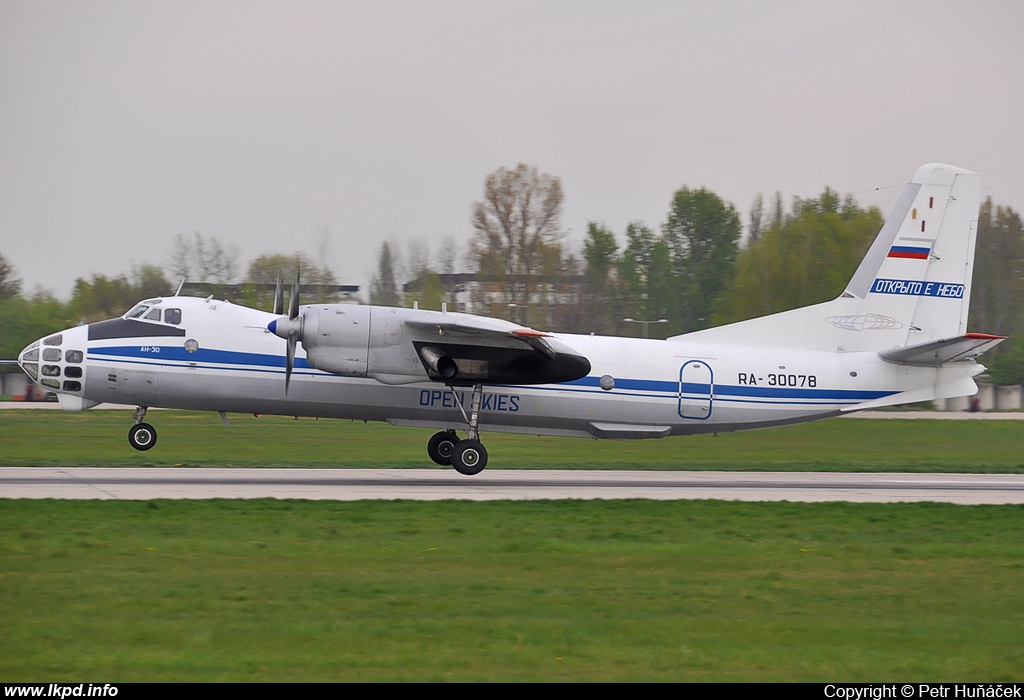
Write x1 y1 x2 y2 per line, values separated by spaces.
887 245 930 260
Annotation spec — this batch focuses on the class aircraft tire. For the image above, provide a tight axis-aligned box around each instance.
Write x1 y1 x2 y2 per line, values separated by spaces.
427 430 461 466
128 423 157 451
451 440 487 476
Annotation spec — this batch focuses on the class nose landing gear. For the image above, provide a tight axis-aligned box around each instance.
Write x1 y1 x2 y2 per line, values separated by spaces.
128 406 157 451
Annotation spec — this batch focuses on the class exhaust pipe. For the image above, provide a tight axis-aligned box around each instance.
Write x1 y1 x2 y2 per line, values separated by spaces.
420 346 458 379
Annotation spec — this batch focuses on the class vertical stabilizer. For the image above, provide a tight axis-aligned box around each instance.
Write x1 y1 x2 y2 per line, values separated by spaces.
841 163 981 348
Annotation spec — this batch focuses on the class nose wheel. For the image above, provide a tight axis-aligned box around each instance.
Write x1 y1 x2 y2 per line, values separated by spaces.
128 422 157 451
128 406 157 451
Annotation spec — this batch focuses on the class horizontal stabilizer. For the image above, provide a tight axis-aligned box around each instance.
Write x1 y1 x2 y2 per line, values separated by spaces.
878 333 1006 367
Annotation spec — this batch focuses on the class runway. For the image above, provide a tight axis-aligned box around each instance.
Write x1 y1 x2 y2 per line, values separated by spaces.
2 467 1024 504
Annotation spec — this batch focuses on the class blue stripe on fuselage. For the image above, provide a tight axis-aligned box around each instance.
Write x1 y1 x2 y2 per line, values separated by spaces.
89 345 895 404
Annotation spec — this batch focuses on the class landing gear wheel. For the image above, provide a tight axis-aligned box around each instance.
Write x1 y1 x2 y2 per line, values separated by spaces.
128 422 157 451
451 439 487 476
427 430 461 466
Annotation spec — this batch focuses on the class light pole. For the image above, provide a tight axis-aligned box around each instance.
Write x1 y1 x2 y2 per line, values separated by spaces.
623 317 668 338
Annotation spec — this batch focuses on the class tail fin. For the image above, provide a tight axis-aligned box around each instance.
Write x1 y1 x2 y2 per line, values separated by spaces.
842 163 981 347
680 163 983 352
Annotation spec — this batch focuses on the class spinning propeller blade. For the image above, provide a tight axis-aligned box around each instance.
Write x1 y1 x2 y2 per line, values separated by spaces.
273 273 284 315
267 269 303 398
284 269 301 396
289 270 300 320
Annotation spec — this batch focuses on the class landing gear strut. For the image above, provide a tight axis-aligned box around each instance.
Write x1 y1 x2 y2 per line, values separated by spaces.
128 406 157 451
426 384 488 475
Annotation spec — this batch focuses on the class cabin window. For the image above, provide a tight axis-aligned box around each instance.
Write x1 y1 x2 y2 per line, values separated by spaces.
64 366 83 378
43 335 62 346
126 304 150 319
165 308 182 325
63 381 82 392
144 308 162 321
42 364 61 377
42 348 61 362
66 350 84 363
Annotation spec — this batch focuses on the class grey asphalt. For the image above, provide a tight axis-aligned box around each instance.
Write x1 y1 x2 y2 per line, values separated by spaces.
3 468 1024 504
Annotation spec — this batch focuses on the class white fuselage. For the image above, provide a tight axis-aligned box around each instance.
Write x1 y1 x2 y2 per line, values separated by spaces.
30 295 971 440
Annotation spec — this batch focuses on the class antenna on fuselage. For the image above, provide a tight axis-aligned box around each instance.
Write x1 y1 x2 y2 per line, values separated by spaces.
174 278 186 296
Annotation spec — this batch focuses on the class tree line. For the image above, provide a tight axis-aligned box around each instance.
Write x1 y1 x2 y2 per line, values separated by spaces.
2 163 1023 383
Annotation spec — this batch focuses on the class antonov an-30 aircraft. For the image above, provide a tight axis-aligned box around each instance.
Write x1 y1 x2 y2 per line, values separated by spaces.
18 163 1005 475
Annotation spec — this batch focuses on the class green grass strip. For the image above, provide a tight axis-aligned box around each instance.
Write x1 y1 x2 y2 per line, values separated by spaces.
1 499 1022 681
2 410 1023 471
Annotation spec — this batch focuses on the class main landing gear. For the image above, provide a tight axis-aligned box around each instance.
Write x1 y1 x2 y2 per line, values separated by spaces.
426 383 488 476
128 406 157 451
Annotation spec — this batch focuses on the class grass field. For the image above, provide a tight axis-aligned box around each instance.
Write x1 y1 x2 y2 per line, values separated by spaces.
3 411 1023 681
1 409 1024 471
1 499 1022 681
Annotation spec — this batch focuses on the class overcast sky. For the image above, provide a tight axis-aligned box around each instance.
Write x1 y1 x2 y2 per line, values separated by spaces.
2 0 1022 300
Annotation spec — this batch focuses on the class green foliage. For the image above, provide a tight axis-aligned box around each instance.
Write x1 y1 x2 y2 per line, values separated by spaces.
131 264 172 299
663 187 742 332
404 268 444 311
0 251 21 300
243 252 337 308
370 242 401 306
716 189 883 324
987 338 1024 385
0 292 71 369
67 267 171 324
580 222 622 334
618 222 674 336
970 199 1024 337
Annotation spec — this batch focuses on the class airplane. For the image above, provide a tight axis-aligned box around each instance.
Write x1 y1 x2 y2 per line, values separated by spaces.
17 163 1006 475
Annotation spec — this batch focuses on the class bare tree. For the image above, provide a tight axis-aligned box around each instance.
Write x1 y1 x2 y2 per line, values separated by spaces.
437 237 458 276
167 232 239 284
470 163 564 306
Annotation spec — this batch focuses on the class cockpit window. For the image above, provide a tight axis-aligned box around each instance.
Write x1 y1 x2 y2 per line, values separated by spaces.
144 308 162 321
126 304 149 319
43 335 62 346
165 308 182 325
42 348 62 362
66 350 84 363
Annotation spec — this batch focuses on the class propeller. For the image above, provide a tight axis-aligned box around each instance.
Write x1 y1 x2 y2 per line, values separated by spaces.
268 269 303 397
272 273 284 315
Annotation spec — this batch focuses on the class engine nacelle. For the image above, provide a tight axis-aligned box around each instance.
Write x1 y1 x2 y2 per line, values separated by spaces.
290 305 590 386
300 305 371 377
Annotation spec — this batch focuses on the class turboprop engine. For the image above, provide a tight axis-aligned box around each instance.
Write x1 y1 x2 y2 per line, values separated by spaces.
267 275 590 394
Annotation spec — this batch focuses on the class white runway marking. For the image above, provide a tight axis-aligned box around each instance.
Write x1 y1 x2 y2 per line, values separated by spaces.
2 468 1024 504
